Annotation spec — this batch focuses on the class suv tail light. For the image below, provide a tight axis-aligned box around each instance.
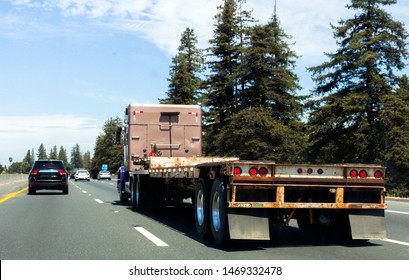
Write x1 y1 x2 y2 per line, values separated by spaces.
58 170 67 175
30 170 39 176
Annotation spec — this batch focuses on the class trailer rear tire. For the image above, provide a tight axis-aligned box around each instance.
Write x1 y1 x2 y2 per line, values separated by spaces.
210 178 229 246
194 178 211 240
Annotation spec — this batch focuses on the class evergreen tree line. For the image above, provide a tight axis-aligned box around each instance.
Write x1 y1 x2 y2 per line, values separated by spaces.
3 144 92 174
2 117 122 179
160 0 409 196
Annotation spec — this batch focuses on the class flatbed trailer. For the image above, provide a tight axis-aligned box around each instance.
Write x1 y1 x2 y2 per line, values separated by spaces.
117 104 387 246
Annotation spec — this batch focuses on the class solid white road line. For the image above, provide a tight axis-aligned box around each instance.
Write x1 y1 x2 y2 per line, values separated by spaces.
134 226 169 247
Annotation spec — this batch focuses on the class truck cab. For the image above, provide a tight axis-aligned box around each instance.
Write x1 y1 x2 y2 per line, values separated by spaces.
123 104 202 170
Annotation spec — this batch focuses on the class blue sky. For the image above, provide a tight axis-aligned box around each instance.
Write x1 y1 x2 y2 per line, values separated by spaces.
1 0 408 166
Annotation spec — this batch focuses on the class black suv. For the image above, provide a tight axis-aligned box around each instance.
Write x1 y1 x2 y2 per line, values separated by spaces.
28 160 69 195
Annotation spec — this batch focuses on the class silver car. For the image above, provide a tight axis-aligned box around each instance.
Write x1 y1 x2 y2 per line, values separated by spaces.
97 171 111 180
74 170 90 181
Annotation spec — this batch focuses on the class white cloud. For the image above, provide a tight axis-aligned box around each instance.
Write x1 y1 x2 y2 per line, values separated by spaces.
0 115 102 165
6 0 406 60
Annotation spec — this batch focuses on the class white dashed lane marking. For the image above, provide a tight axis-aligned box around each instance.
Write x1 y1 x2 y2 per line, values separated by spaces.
72 182 167 247
386 210 409 215
134 226 169 247
383 239 409 247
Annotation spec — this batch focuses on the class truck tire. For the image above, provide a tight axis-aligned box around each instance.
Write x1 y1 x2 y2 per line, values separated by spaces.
131 175 142 211
194 178 211 240
118 181 128 203
210 177 229 246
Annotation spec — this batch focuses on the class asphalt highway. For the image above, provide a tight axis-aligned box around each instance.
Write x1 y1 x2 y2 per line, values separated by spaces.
1 179 408 260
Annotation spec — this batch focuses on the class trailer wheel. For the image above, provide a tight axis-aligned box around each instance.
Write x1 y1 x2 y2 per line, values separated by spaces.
118 181 128 203
210 178 229 246
131 175 142 211
194 178 211 239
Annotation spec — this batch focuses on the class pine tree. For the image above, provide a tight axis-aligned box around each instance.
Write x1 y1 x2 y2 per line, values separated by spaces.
204 0 243 126
91 117 123 177
203 0 254 155
82 151 92 171
213 107 305 162
21 149 34 173
380 75 409 194
37 144 47 160
160 27 203 105
307 0 408 163
70 144 83 168
49 145 58 160
23 149 34 166
244 15 304 122
204 1 306 161
57 146 69 168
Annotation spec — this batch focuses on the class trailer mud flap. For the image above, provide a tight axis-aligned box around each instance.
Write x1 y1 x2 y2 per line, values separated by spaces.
227 209 270 240
348 210 386 240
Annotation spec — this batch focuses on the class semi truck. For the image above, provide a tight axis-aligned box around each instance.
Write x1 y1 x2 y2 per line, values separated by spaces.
116 103 387 246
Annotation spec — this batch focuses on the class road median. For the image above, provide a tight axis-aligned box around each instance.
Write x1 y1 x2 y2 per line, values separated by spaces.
0 174 28 200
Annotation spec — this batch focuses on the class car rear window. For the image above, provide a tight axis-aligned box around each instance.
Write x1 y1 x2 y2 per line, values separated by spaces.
33 161 65 170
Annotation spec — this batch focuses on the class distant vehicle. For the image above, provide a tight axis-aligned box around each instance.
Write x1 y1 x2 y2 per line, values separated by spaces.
28 160 68 195
97 171 111 180
69 171 76 179
74 170 90 181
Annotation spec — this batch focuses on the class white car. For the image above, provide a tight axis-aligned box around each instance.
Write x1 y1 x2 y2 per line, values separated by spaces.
74 170 90 181
97 171 111 180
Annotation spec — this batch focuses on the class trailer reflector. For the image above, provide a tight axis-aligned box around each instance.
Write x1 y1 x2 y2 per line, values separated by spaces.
233 167 242 175
374 170 383 178
350 169 358 178
249 167 258 176
359 170 368 178
259 167 268 176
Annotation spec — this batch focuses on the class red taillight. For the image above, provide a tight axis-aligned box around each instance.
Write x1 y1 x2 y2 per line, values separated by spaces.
317 168 324 175
249 167 258 176
350 170 358 178
233 167 242 175
58 170 67 175
30 169 39 176
297 168 303 174
307 168 313 174
359 170 368 178
259 167 268 176
374 170 383 179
